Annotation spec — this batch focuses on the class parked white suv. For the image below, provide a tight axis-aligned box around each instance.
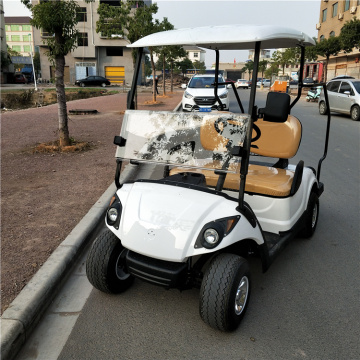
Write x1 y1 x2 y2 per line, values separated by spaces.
182 74 229 112
235 79 249 89
319 78 360 121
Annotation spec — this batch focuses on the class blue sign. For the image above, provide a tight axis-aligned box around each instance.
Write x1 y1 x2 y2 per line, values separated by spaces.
199 107 211 112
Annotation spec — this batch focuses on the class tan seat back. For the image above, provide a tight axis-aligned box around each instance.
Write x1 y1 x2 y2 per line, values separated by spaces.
251 115 302 159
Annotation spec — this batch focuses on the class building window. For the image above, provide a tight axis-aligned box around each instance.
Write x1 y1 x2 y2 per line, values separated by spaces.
332 2 338 17
12 45 21 52
320 35 325 41
100 0 121 5
22 25 31 31
193 52 199 58
77 7 87 22
322 8 327 22
11 35 20 41
78 33 88 46
106 47 123 56
11 25 20 31
344 0 350 11
6 35 9 41
330 31 335 37
23 35 31 42
23 45 31 52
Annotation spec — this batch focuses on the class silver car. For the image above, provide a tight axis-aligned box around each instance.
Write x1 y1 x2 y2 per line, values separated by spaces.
319 78 360 121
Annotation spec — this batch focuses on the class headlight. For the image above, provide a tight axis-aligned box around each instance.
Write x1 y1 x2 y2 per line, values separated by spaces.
219 92 228 99
106 194 122 229
107 208 119 222
184 91 193 99
194 216 240 250
204 228 220 245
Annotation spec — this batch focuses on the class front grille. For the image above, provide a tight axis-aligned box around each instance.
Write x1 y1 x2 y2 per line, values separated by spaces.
194 96 216 105
126 251 188 288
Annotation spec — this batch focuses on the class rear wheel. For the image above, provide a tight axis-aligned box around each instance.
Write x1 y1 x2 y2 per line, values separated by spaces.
301 191 319 238
199 253 250 331
80 82 85 88
350 105 360 121
101 82 107 88
86 229 133 294
319 101 327 115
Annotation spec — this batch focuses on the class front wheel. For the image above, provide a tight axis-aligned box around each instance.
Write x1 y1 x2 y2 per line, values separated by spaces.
319 101 327 115
350 105 360 121
199 253 251 331
80 82 85 88
86 228 134 294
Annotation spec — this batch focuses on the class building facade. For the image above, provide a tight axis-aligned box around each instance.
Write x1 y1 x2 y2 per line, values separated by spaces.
4 16 35 57
317 0 360 79
32 0 137 85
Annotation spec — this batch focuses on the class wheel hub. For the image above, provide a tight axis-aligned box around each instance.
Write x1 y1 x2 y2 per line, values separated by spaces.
312 203 318 228
234 276 249 315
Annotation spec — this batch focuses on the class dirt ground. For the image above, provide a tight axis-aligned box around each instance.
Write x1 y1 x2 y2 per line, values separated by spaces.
0 90 182 313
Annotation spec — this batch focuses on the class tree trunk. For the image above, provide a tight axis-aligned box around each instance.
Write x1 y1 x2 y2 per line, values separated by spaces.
324 57 329 82
170 61 174 93
162 54 166 96
150 50 156 102
55 53 70 147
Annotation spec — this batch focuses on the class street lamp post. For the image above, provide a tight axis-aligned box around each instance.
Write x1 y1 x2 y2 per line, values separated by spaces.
28 33 37 91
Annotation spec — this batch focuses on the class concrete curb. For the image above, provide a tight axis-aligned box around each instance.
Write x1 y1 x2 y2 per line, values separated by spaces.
1 102 182 360
0 165 138 360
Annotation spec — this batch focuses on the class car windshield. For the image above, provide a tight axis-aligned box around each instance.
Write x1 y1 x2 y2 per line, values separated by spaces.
352 81 360 94
115 110 250 173
188 76 226 89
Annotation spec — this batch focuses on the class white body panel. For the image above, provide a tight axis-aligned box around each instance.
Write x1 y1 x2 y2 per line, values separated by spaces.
107 182 264 263
224 167 317 234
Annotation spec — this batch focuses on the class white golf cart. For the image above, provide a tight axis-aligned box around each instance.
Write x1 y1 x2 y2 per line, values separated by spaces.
86 24 331 331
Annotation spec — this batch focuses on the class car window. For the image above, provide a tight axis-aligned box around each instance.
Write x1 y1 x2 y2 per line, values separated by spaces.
188 76 225 89
352 81 360 94
88 76 95 80
327 81 341 92
339 82 354 95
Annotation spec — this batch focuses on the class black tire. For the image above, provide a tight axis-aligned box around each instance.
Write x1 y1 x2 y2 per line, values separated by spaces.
86 228 133 294
301 191 319 238
80 82 85 88
350 105 360 121
199 253 251 331
101 82 106 88
319 101 327 115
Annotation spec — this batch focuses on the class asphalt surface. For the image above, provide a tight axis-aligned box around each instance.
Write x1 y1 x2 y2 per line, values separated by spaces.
12 90 360 360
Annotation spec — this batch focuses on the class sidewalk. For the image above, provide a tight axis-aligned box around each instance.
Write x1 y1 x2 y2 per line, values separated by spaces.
1 90 183 360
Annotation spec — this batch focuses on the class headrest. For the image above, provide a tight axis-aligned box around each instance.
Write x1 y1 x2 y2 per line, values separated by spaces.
260 92 291 123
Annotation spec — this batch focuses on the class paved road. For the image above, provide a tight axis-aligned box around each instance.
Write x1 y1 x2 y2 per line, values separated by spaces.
17 90 360 360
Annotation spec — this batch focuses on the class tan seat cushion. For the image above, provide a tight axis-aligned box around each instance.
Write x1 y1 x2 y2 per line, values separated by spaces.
170 163 294 197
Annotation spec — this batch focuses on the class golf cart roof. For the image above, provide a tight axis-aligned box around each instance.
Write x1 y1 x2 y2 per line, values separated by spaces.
128 24 315 50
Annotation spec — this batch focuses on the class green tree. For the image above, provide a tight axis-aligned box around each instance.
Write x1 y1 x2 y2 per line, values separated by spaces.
241 61 253 80
264 62 279 79
272 48 299 75
22 0 81 147
305 37 319 62
166 46 187 92
176 58 193 77
193 60 206 74
316 36 342 81
258 60 269 80
340 17 360 53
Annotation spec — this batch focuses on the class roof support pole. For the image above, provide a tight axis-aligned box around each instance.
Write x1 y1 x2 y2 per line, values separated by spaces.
238 41 261 211
214 49 223 110
127 47 143 110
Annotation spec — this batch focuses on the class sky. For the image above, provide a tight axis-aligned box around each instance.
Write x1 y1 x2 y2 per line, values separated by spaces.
3 0 321 67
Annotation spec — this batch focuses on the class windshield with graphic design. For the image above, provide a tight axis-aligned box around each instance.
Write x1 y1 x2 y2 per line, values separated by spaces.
116 110 250 173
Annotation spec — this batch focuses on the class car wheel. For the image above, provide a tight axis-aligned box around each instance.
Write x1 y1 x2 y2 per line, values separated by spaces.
301 191 319 239
80 82 85 88
319 101 327 115
199 253 250 332
86 228 134 294
350 105 360 121
101 82 107 88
